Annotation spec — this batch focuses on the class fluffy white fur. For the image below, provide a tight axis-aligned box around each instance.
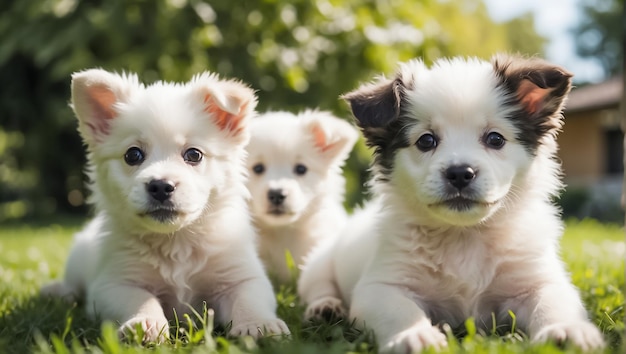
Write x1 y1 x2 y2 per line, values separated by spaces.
41 69 289 343
246 110 358 283
298 55 605 352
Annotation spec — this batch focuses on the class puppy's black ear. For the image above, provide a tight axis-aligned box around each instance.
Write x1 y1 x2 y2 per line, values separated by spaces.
342 78 404 128
341 77 406 147
342 73 415 179
492 54 573 142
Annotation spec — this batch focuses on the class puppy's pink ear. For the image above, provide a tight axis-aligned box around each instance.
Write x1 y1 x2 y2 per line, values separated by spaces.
303 110 359 165
516 80 554 115
71 69 138 145
194 74 257 144
512 69 572 117
492 54 572 138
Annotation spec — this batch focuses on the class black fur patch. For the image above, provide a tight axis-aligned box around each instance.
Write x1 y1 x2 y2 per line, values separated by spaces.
342 77 415 180
344 54 572 181
491 54 573 154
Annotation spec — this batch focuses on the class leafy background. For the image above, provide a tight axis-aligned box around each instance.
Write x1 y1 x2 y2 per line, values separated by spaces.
0 0 622 221
0 1 623 353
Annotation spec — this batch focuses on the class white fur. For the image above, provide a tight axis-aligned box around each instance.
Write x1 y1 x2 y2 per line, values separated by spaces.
42 69 289 343
298 57 604 352
246 110 358 283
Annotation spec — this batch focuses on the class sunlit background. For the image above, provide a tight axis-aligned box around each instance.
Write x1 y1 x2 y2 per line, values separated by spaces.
0 0 623 223
485 0 610 84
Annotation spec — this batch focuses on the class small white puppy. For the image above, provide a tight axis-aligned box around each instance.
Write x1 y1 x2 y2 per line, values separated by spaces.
42 69 289 343
246 110 358 283
298 54 605 352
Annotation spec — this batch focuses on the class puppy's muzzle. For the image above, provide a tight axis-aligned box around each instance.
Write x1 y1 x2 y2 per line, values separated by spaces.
268 188 287 206
444 164 476 191
146 179 176 203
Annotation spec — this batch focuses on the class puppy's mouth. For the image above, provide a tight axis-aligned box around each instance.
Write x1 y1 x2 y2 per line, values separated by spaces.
266 206 293 217
442 197 480 211
432 196 495 212
141 208 179 223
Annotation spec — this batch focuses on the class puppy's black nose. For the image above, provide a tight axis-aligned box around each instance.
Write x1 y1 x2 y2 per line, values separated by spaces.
146 179 176 203
268 189 286 206
445 165 476 190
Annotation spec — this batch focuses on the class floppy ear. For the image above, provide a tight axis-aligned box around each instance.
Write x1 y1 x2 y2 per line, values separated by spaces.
71 69 138 146
492 54 572 135
194 73 257 144
341 77 404 129
342 75 410 152
302 110 359 166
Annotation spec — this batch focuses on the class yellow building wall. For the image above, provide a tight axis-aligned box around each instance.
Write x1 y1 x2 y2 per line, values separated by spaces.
558 112 604 184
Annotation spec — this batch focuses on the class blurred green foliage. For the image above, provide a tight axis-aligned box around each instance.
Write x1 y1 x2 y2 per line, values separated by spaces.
0 0 546 221
572 0 624 80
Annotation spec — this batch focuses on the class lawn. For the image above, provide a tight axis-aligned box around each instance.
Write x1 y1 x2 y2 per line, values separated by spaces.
0 217 623 354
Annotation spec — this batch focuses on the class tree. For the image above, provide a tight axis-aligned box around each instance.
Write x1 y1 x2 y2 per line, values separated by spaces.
572 0 624 79
0 0 546 220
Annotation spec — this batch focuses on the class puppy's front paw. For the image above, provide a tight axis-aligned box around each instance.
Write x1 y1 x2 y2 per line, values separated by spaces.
382 320 447 353
304 296 346 321
119 316 170 344
230 318 290 339
533 321 605 350
40 281 78 303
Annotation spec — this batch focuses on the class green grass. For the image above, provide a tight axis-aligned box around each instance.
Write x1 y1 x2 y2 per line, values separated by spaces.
0 218 623 353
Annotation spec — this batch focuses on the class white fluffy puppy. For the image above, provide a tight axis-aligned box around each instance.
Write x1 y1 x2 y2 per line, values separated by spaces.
298 54 605 352
246 110 358 283
41 69 289 343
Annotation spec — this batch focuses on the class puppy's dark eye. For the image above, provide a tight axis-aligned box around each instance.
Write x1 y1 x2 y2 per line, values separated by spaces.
183 148 203 164
484 132 505 149
294 164 307 176
124 147 145 166
252 163 265 175
416 133 437 152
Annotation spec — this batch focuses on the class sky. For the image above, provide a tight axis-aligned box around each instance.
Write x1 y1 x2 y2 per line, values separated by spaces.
483 0 606 84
